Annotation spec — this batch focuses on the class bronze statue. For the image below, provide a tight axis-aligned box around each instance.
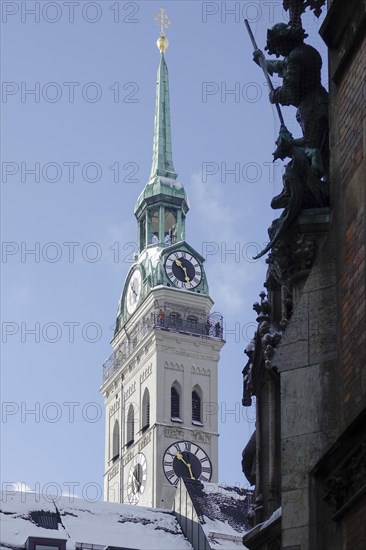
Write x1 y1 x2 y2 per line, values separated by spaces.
245 18 330 260
254 126 329 259
254 23 329 174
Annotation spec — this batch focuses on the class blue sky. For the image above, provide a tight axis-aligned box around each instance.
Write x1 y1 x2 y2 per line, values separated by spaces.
1 1 327 499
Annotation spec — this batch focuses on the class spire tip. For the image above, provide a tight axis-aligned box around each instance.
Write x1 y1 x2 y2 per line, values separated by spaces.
154 8 171 52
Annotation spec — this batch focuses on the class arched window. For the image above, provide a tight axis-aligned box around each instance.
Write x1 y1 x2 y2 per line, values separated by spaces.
164 211 177 245
126 405 135 447
139 218 146 251
142 388 150 432
187 315 198 331
112 420 120 461
192 387 202 423
151 210 159 244
171 384 181 420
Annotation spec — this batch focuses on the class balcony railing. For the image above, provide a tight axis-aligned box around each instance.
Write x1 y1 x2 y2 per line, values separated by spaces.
102 310 223 383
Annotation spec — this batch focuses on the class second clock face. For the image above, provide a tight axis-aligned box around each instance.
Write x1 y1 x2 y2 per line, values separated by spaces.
163 441 212 487
126 269 142 315
165 251 202 290
127 453 147 505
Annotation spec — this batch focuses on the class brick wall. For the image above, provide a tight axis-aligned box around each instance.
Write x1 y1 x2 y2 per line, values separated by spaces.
338 35 366 425
338 41 366 187
344 494 366 550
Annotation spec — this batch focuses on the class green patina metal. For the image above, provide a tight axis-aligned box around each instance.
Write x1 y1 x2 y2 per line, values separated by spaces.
134 51 189 252
116 39 209 331
150 52 176 181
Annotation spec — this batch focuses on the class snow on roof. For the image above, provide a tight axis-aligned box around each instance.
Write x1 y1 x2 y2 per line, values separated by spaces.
183 481 253 549
138 246 163 269
0 491 192 550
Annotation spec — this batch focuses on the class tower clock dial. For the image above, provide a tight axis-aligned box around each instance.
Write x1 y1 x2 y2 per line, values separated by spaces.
127 453 147 505
163 441 212 486
165 251 202 289
126 268 142 315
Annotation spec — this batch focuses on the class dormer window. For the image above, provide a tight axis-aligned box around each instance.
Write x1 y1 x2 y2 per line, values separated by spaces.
25 537 66 550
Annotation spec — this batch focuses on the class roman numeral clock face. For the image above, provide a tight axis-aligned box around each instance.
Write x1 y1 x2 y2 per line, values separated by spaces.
126 268 142 315
163 441 212 487
165 252 202 290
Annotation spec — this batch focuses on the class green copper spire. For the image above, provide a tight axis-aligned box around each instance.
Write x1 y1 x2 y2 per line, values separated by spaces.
134 10 189 253
149 53 177 180
149 11 177 181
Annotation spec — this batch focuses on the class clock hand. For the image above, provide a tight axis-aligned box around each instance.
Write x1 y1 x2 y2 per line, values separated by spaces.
176 452 196 480
175 260 191 284
132 471 141 490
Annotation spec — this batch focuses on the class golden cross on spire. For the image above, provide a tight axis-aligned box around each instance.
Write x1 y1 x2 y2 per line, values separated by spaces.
154 8 171 52
154 8 171 36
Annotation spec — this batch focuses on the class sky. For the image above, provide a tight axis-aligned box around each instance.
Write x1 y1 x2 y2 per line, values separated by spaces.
1 1 328 501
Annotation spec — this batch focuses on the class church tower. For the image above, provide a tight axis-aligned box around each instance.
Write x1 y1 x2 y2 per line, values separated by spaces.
100 10 224 510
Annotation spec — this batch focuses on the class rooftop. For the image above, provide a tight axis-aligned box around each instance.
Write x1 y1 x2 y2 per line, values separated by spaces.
0 491 192 550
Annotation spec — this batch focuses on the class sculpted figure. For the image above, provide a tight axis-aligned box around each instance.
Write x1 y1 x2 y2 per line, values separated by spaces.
254 23 329 174
254 126 329 259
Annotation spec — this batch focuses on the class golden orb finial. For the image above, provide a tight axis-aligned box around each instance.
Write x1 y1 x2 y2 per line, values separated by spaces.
154 8 171 52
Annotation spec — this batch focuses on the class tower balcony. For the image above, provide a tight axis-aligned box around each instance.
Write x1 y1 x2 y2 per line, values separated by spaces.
102 307 224 383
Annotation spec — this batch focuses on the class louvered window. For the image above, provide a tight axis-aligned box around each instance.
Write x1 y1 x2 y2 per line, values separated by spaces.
142 389 150 431
126 405 134 447
192 390 201 423
171 386 180 419
112 420 120 461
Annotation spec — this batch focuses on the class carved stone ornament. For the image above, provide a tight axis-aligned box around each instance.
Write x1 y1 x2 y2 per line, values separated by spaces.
192 430 211 444
323 441 366 516
266 231 317 286
164 426 185 439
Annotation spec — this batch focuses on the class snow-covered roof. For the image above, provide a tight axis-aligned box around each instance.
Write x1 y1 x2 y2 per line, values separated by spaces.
183 481 253 549
0 491 192 550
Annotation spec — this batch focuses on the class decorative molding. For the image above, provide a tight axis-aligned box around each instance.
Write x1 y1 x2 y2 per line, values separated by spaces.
267 232 317 286
107 463 119 482
124 381 136 401
140 363 152 384
122 449 135 467
138 431 152 452
192 430 211 444
191 366 210 376
109 400 120 417
164 426 185 439
164 361 184 372
323 441 366 518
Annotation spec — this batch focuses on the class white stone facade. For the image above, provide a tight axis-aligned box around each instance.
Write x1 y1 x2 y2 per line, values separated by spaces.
101 286 224 509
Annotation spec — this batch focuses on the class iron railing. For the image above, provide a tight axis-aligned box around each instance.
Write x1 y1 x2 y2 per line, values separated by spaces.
102 311 223 383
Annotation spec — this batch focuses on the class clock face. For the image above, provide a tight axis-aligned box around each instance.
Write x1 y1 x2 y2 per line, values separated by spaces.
163 441 212 487
165 251 202 290
126 269 142 314
127 453 147 505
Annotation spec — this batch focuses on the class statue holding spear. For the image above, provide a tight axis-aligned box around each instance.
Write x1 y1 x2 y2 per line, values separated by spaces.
245 19 330 259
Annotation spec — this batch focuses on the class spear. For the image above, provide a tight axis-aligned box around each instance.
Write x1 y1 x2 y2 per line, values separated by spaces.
244 19 285 127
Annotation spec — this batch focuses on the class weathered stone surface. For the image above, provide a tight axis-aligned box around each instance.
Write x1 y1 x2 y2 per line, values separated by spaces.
308 286 337 364
302 235 336 294
281 431 337 491
272 294 309 372
281 362 337 439
282 525 307 549
282 487 309 530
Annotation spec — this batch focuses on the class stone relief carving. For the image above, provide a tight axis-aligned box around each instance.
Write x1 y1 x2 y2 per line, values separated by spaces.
164 426 185 439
